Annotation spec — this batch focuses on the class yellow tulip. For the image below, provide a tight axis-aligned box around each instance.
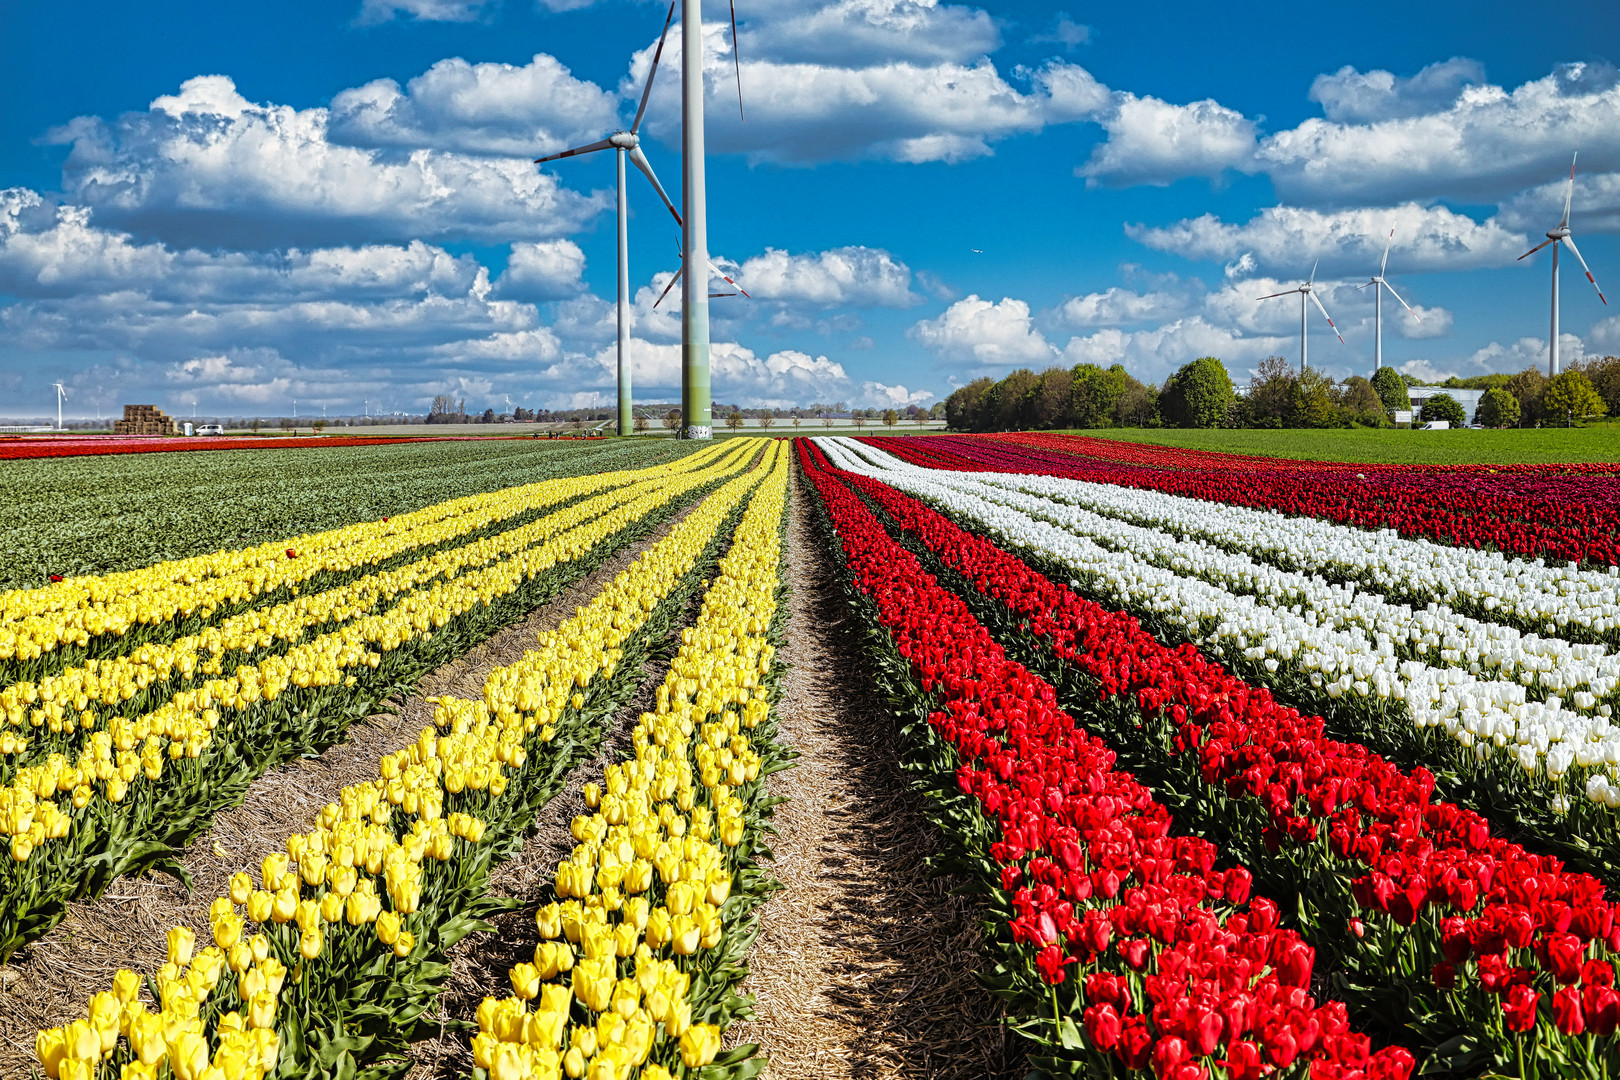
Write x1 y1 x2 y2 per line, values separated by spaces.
166 1031 209 1080
393 930 414 958
35 1027 67 1079
679 1023 721 1068
489 1043 525 1080
212 912 243 949
166 926 195 967
247 991 276 1031
299 926 322 960
509 961 541 1000
375 909 400 946
111 968 141 1005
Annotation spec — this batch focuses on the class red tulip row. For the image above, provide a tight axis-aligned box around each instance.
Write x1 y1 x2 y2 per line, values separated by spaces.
814 440 1620 1075
0 435 466 460
861 433 1620 567
798 439 1414 1080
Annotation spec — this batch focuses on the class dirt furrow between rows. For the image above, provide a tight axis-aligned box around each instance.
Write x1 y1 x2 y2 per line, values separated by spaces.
726 471 1021 1080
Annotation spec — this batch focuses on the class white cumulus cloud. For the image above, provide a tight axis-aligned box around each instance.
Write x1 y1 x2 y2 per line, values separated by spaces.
909 295 1057 365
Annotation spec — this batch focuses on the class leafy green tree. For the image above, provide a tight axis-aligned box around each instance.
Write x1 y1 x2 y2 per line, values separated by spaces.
944 377 994 430
1370 367 1411 413
1070 363 1142 427
1292 367 1339 427
1246 356 1296 428
1159 357 1236 428
1543 371 1608 424
1475 388 1521 429
1337 376 1385 424
1572 356 1620 418
1505 367 1547 424
1116 382 1159 426
979 368 1041 431
882 408 899 427
1419 393 1466 426
1028 367 1075 428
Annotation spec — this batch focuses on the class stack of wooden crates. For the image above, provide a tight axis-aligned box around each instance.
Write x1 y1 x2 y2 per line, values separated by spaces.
112 404 177 435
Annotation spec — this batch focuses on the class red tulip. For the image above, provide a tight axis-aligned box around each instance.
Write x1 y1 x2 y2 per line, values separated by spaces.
1552 986 1585 1036
1501 984 1540 1033
1084 1003 1122 1050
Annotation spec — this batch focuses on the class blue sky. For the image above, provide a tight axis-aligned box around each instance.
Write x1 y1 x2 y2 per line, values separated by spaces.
2 0 1618 419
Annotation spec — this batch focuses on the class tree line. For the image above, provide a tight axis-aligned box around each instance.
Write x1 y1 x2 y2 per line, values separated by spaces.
942 356 1620 431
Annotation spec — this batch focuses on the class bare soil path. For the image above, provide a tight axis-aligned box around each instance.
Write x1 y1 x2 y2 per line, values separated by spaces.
726 471 1021 1080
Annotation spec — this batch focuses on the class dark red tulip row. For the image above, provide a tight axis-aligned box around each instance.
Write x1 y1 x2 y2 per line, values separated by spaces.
799 440 1413 1080
860 433 1620 567
813 440 1620 1071
0 435 475 460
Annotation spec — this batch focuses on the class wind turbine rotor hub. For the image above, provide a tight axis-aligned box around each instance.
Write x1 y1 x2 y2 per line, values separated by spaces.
609 131 638 149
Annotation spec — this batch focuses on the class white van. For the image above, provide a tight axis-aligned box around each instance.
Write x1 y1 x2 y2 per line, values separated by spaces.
195 423 225 436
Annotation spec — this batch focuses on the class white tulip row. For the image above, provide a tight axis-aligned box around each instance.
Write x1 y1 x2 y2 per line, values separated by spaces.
816 438 1620 804
824 438 1620 712
959 465 1620 643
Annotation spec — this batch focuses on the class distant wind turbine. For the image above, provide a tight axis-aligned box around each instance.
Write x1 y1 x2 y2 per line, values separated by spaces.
536 1 684 437
1257 261 1344 374
1357 229 1422 372
52 382 68 431
1518 152 1607 377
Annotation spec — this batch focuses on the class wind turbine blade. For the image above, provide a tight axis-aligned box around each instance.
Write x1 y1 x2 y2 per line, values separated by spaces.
1309 290 1345 343
1380 228 1394 277
1561 234 1609 305
1561 151 1577 229
1255 289 1299 301
1355 281 1374 290
1308 259 1319 285
631 0 678 134
731 0 745 122
1380 280 1422 321
653 267 682 309
628 145 682 225
709 260 750 298
534 137 615 165
1517 237 1556 261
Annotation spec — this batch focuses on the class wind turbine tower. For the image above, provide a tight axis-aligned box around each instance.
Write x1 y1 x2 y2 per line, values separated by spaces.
1257 262 1344 374
535 7 682 437
1360 230 1422 372
1518 153 1607 377
52 382 68 431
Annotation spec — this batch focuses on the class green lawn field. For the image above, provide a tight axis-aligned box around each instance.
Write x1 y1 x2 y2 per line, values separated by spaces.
1044 424 1620 465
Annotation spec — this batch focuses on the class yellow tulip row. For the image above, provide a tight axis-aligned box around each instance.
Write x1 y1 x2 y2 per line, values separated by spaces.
35 441 776 1080
0 442 728 669
468 441 789 1080
0 443 756 857
0 444 740 765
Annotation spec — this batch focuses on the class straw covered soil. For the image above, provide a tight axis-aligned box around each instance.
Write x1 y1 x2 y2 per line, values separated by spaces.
724 470 1020 1080
0 503 700 1079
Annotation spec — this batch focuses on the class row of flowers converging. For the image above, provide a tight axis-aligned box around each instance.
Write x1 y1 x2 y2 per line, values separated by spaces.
0 445 753 962
0 441 727 672
0 445 745 762
798 439 1415 1080
0 435 449 462
807 437 1620 1074
872 432 1620 568
824 437 1620 854
468 439 791 1080
33 441 780 1080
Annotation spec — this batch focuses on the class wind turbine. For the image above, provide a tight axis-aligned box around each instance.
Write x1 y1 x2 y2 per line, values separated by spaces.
1518 152 1607 377
52 382 68 431
535 2 683 438
1358 229 1422 371
676 0 746 439
1257 261 1344 374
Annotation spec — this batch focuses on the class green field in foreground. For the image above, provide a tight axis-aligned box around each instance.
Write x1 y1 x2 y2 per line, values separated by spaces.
1043 424 1620 465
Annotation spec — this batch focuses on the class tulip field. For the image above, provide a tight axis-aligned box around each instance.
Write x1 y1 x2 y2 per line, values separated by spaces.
15 429 1620 1080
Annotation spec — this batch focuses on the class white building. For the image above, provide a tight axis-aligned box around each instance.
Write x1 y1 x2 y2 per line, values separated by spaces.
1406 386 1486 426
